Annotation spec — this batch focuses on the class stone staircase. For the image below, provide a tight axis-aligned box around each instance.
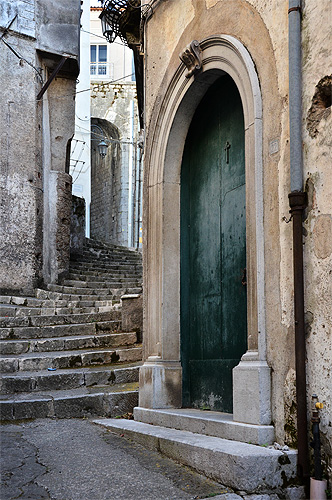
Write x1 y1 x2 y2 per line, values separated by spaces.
0 239 143 421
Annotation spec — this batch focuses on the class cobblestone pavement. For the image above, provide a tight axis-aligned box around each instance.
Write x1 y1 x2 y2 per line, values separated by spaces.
0 418 240 500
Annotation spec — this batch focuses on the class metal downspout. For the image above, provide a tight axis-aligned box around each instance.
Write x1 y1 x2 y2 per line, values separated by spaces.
288 0 309 483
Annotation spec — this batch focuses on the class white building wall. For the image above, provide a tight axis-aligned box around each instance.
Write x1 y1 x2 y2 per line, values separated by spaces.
71 1 137 241
70 0 91 237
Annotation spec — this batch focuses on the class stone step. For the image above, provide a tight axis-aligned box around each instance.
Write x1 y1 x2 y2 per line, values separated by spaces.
0 240 144 423
79 255 141 264
83 242 141 253
0 320 121 341
0 345 142 372
0 303 119 318
0 383 139 421
62 279 141 289
82 245 141 254
81 249 142 262
84 246 140 254
35 288 125 302
0 295 119 310
134 407 275 446
0 310 120 328
68 266 141 274
46 284 142 296
84 243 140 253
68 268 142 277
68 269 141 278
67 272 141 281
84 238 137 249
47 284 120 295
0 363 140 394
93 418 298 495
70 262 142 271
0 331 137 355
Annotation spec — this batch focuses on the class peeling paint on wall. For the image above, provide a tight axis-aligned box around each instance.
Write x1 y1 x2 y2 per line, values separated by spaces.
306 75 332 138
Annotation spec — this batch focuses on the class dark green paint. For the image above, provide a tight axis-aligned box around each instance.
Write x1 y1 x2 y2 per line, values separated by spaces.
180 75 247 413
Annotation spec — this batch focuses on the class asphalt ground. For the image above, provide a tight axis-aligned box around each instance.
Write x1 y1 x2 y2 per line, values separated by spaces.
0 418 240 500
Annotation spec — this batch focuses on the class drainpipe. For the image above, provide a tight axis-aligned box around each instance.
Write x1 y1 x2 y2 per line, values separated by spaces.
288 0 309 483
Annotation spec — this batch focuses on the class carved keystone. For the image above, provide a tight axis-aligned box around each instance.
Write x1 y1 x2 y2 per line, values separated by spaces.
179 40 202 78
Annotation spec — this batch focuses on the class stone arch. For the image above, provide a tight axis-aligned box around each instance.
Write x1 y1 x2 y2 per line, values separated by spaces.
140 35 271 426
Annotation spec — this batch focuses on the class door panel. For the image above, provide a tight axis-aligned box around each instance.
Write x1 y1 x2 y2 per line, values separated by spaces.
180 75 247 412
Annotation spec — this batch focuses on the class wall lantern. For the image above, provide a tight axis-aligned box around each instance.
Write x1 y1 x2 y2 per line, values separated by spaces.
99 0 129 45
100 10 117 44
97 139 109 158
91 123 109 159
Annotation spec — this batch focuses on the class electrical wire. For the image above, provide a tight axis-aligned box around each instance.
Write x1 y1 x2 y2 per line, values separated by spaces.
81 28 126 46
0 70 135 105
71 141 87 182
75 112 91 121
72 160 87 183
1 37 43 84
45 72 135 101
81 123 137 145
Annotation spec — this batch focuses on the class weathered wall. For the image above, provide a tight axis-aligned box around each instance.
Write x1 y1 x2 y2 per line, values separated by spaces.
0 4 42 294
42 76 77 284
142 0 332 481
0 0 80 293
301 2 332 478
90 82 139 246
70 195 86 255
36 0 80 57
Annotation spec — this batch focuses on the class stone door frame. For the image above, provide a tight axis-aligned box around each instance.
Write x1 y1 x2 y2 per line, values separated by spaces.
140 35 272 426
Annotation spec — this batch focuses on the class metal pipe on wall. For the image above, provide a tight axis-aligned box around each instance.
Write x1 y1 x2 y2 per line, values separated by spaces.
136 147 142 249
289 0 303 192
288 0 309 484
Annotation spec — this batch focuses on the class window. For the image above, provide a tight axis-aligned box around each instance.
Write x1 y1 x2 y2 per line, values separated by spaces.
90 45 108 77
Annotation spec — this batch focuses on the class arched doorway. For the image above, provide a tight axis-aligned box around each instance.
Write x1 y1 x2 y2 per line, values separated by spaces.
139 35 271 428
181 74 247 413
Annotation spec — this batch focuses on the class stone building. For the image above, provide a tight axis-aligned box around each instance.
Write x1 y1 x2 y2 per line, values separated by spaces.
101 0 332 489
0 0 80 293
70 1 141 248
90 80 140 247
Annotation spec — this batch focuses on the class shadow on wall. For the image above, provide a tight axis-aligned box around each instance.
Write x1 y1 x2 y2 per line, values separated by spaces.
90 117 122 244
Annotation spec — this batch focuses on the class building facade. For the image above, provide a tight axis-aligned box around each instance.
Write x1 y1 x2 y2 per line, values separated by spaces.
137 0 332 485
71 1 141 247
0 0 80 293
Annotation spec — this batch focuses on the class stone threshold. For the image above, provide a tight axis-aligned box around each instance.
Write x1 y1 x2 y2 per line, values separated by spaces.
93 417 298 495
134 407 275 445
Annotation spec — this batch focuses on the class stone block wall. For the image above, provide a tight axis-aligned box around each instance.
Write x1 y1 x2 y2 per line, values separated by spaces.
90 118 120 244
90 82 139 247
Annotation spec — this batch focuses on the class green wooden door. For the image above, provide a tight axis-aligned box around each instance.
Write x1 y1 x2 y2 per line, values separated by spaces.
180 75 247 413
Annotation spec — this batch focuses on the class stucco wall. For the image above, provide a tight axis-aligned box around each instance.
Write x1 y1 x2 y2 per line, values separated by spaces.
142 0 331 481
36 0 80 57
0 37 43 294
0 0 80 293
301 1 332 478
